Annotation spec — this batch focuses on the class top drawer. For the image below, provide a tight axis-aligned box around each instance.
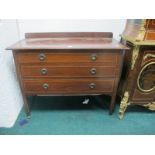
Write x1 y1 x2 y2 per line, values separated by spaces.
15 51 121 66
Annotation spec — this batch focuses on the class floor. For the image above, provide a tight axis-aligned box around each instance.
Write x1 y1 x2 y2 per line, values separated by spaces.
0 95 155 135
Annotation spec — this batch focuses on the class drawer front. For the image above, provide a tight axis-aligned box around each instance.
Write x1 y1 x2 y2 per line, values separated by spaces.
23 79 115 94
20 65 119 78
16 52 121 66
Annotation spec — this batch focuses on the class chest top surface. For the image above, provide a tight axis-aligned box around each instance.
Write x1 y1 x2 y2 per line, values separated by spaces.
7 32 128 50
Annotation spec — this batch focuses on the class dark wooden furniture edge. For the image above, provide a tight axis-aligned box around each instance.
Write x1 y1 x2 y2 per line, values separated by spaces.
25 32 113 39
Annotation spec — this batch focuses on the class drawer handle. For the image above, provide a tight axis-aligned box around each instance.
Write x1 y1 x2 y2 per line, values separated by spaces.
41 68 48 75
91 54 97 61
42 83 49 90
38 53 46 61
89 83 96 89
90 68 96 75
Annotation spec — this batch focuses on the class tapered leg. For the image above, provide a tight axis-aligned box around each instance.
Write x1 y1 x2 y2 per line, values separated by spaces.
109 93 117 115
23 95 30 119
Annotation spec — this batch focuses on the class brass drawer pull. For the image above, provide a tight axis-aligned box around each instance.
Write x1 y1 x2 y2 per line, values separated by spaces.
41 68 48 75
42 83 49 90
38 53 46 61
89 83 96 89
91 54 97 61
90 68 96 75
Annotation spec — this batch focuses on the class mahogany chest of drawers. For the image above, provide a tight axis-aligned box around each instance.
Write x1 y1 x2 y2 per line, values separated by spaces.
7 32 128 117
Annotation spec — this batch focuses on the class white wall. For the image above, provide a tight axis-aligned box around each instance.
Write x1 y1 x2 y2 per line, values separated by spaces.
0 20 19 53
0 20 23 128
18 19 126 41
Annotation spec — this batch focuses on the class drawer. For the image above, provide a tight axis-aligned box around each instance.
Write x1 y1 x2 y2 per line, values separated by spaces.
20 65 119 78
16 52 121 66
23 79 115 94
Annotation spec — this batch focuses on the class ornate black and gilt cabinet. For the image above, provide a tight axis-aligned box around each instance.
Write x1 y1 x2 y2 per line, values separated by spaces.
119 19 155 118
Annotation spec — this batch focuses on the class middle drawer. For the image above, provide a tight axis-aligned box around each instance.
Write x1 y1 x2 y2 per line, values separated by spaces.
20 65 118 78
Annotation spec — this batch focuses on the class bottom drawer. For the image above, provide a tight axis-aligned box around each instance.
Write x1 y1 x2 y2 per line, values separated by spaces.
23 78 115 94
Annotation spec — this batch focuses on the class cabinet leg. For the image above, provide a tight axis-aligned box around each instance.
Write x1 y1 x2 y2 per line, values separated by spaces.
109 94 116 115
23 95 31 119
143 102 155 111
119 91 129 119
